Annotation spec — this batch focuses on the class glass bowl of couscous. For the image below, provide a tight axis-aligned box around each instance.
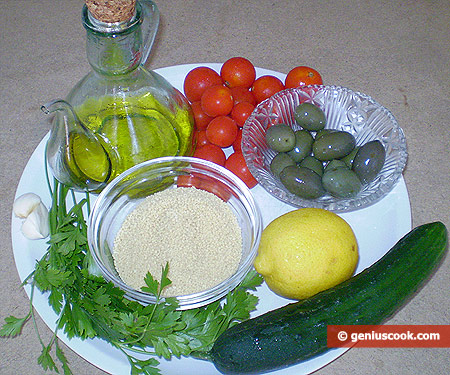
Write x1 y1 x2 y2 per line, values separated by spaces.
87 156 263 309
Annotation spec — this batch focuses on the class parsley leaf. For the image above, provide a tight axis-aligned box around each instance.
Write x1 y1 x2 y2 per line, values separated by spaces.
129 357 161 375
55 340 73 375
2 179 264 374
38 345 58 372
141 272 159 296
0 315 30 337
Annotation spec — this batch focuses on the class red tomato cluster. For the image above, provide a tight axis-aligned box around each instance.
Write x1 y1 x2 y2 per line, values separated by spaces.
183 57 323 189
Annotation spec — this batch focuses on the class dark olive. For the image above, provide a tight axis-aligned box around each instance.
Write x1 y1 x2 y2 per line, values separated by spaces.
312 130 356 161
299 155 324 176
322 168 362 198
265 123 296 152
352 140 386 183
294 102 326 131
280 165 325 199
270 153 296 177
341 146 360 168
287 130 314 162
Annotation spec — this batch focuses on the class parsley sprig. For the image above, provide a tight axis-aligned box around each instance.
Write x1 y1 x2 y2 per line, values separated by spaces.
1 174 263 374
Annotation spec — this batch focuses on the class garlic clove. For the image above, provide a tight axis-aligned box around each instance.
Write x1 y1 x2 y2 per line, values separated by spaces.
13 193 43 218
20 202 50 240
35 202 50 237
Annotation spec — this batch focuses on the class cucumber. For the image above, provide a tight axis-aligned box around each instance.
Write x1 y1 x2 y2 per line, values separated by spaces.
209 222 448 374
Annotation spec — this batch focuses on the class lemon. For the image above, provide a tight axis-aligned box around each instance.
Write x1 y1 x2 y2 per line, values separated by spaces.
254 208 358 300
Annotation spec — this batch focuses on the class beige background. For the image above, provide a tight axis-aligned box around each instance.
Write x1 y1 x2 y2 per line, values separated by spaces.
1 0 449 374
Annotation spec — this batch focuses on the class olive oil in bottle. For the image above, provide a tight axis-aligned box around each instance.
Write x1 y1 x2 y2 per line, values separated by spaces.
72 92 193 182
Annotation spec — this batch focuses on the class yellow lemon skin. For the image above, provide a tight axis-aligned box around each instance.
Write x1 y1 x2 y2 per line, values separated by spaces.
254 208 359 300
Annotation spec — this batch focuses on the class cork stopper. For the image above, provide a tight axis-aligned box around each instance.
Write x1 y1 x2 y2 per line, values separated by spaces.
85 0 136 23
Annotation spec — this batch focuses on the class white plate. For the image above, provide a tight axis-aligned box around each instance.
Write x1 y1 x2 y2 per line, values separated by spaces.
11 64 412 375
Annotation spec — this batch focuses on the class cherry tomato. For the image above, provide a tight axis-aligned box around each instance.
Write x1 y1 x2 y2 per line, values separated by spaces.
206 115 238 148
252 75 285 104
225 152 258 188
284 66 323 89
183 67 223 102
176 174 198 188
191 101 213 130
174 88 189 107
194 129 210 148
176 174 231 201
193 144 226 166
230 86 256 106
220 57 256 88
201 84 234 117
231 101 255 128
232 129 242 153
198 175 232 201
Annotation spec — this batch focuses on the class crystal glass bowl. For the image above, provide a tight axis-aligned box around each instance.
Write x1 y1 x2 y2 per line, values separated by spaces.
87 156 262 309
242 85 408 212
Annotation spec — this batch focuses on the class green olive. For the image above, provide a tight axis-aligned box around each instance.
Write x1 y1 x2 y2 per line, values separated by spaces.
312 130 356 161
287 130 314 162
322 168 362 198
270 153 296 177
294 102 326 131
280 165 325 199
352 140 386 183
341 146 360 168
315 129 337 141
324 159 348 173
299 155 324 176
265 123 296 152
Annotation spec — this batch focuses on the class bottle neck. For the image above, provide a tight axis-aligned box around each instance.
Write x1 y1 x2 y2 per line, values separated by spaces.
82 4 143 76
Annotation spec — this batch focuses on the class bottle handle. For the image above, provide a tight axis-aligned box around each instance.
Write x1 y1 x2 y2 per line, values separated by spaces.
139 0 160 65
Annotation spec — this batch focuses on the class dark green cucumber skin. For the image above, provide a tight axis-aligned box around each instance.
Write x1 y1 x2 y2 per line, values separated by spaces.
210 222 448 375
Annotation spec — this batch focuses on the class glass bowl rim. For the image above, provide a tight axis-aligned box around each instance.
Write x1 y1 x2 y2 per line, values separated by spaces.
87 155 263 309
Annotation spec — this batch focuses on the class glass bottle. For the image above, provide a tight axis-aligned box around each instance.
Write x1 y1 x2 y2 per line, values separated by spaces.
43 0 194 192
